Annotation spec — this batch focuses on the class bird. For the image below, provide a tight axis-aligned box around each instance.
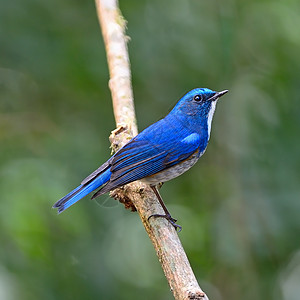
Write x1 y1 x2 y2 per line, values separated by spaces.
53 88 228 230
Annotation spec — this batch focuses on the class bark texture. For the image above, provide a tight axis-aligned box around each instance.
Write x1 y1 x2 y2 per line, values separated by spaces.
95 1 209 299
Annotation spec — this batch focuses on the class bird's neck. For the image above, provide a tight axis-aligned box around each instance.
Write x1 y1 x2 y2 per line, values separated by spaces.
168 105 216 140
165 112 208 153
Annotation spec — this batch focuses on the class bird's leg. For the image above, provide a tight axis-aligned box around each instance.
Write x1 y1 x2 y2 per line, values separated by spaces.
148 185 182 232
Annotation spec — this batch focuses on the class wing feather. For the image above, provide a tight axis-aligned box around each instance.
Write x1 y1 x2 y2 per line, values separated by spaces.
92 117 202 196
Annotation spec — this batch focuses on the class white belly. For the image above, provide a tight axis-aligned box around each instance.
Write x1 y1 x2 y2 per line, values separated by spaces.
141 152 200 185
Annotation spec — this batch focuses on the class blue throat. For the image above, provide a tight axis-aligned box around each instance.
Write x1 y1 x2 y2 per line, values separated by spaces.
165 111 209 154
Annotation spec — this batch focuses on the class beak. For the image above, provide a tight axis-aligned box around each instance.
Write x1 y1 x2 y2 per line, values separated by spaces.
211 89 228 101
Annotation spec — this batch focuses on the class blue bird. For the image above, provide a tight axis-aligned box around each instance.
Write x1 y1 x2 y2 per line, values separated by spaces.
53 88 228 230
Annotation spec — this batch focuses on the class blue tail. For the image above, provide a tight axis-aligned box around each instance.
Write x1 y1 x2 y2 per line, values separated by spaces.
53 169 111 213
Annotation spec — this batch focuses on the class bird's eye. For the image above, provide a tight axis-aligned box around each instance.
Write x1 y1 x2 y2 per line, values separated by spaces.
193 94 203 101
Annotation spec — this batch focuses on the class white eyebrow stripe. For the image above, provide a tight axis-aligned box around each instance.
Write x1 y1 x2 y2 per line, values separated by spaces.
181 133 200 144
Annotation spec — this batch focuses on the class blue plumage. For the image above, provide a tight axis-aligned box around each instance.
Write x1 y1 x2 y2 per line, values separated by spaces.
53 88 228 217
54 169 111 213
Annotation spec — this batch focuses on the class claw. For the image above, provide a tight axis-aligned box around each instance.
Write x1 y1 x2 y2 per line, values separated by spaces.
148 213 182 232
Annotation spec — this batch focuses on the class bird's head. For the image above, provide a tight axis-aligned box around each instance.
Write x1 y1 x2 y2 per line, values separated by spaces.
170 88 228 137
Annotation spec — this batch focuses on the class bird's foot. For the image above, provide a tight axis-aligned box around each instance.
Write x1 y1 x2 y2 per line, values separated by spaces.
148 213 182 232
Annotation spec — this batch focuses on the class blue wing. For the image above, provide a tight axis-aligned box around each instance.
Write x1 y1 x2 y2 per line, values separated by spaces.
92 116 202 197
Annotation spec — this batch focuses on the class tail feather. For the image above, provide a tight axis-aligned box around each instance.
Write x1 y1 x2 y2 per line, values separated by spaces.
53 169 111 213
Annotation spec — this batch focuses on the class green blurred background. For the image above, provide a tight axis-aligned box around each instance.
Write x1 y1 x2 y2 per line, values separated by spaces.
1 0 300 299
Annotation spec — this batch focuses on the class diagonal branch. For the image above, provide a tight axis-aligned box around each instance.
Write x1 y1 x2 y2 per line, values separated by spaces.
95 0 209 299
